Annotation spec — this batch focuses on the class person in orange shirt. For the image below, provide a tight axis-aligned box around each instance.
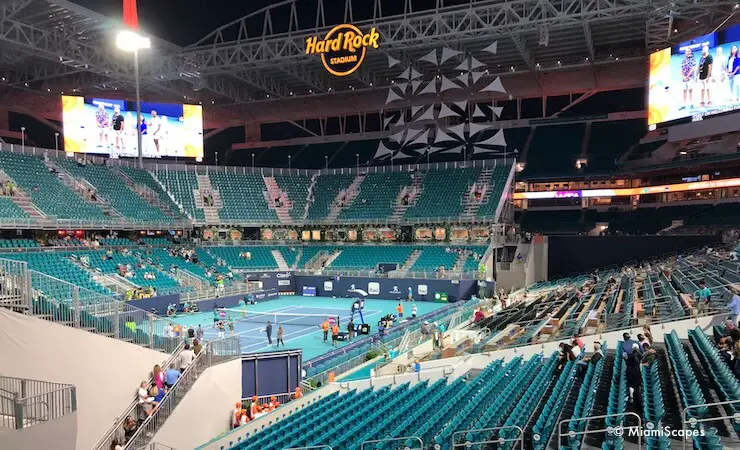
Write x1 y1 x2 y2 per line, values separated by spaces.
250 395 263 419
331 323 339 347
232 401 242 429
292 386 302 400
396 302 404 319
321 318 330 343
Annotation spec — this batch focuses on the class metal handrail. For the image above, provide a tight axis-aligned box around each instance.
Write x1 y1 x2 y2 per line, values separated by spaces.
681 399 740 450
90 341 186 450
557 412 642 450
284 446 333 450
452 425 525 450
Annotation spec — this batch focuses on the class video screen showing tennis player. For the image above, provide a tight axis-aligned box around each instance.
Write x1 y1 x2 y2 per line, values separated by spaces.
648 23 740 127
61 95 204 159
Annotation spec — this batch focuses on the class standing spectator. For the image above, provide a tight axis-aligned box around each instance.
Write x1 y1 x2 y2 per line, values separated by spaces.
625 343 643 407
411 304 418 319
396 302 404 319
642 325 654 345
152 365 164 391
695 281 712 315
164 364 180 388
265 321 273 346
122 416 137 443
179 344 195 373
192 338 202 356
347 319 355 342
728 288 740 327
321 318 330 343
196 324 204 342
232 402 243 429
277 325 285 347
331 322 339 347
621 333 640 358
575 342 603 377
637 334 651 352
573 334 585 352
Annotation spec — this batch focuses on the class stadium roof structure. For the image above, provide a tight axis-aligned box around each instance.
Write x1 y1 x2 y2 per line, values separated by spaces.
0 0 739 126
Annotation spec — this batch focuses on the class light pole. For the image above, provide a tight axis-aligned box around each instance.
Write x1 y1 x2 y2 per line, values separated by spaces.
251 153 255 169
54 132 59 152
355 153 359 172
325 155 328 169
288 154 292 170
116 30 150 168
20 127 25 151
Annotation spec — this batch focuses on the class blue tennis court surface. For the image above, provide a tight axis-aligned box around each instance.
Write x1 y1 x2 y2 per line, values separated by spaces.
162 295 446 360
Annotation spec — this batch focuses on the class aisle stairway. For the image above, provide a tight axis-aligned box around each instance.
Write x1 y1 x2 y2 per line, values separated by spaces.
263 176 293 225
401 249 422 270
326 174 365 222
461 168 493 220
194 174 221 225
115 168 182 221
391 172 424 221
50 161 124 219
271 249 291 271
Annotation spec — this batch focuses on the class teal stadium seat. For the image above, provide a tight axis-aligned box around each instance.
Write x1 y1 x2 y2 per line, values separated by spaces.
404 168 480 220
209 173 277 222
0 152 108 221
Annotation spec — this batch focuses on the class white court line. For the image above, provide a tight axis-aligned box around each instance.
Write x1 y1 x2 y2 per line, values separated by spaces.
240 309 384 352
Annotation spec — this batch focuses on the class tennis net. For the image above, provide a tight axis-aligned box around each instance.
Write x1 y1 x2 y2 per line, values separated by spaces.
220 309 335 327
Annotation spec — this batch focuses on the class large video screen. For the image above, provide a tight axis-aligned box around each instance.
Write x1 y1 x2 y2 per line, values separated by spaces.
648 23 740 127
62 96 204 159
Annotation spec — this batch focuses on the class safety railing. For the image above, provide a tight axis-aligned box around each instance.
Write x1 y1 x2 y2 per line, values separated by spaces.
135 444 179 450
0 257 32 312
0 376 76 430
123 336 241 449
681 399 740 450
179 282 254 303
247 392 294 406
294 268 480 281
452 425 524 450
557 412 642 450
29 269 183 353
90 341 186 450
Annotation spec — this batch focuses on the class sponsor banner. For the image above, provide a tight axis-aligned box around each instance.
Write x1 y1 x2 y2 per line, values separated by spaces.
241 271 294 292
303 286 317 297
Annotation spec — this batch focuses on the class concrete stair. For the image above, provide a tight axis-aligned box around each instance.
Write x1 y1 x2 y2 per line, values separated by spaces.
263 176 293 225
43 160 123 219
326 174 365 222
460 168 493 219
303 174 317 220
271 249 290 271
194 174 221 225
401 249 422 270
114 168 181 220
391 172 424 221
292 247 303 269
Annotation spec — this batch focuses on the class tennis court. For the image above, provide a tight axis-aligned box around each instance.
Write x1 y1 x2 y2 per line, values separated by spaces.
162 295 446 360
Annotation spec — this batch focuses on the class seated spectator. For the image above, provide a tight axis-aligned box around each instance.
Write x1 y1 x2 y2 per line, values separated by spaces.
249 395 263 419
291 386 303 400
239 409 250 426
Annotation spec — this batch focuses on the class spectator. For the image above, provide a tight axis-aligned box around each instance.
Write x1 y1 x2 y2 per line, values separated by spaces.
573 334 585 352
621 333 640 358
152 364 164 390
232 402 243 429
192 339 202 356
122 416 137 442
556 342 576 373
179 344 195 373
150 385 165 403
642 325 654 345
575 342 603 377
137 381 152 405
695 280 712 314
291 386 303 400
164 364 180 388
728 288 740 327
637 334 651 352
110 438 124 450
249 395 263 419
641 347 658 367
196 324 204 341
625 343 643 406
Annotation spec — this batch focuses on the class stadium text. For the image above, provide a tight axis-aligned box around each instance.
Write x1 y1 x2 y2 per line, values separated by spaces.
306 24 380 77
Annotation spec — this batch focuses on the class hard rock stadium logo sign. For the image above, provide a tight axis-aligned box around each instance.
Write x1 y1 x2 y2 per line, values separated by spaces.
305 24 380 77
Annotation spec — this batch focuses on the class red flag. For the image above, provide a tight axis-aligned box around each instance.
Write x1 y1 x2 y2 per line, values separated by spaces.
122 0 139 29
